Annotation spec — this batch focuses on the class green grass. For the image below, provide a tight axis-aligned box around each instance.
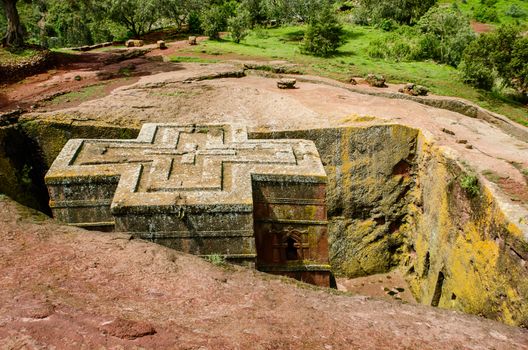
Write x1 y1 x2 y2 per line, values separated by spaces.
49 84 108 105
179 25 527 126
0 47 42 65
169 55 220 63
439 0 528 25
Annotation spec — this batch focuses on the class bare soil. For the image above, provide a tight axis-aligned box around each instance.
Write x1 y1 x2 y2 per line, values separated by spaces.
337 271 417 304
471 21 494 33
1 196 527 349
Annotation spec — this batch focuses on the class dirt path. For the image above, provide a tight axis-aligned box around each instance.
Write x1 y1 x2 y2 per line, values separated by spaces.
1 196 527 349
0 38 207 113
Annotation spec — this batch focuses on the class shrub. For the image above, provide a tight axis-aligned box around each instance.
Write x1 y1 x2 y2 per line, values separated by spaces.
460 175 480 197
188 12 202 34
505 4 526 18
228 8 251 43
366 39 386 59
459 59 495 90
357 0 438 25
510 36 528 94
204 254 226 266
200 6 226 39
367 34 415 62
301 4 344 56
459 26 527 91
416 6 475 66
348 6 370 25
377 18 397 31
474 5 499 23
252 25 269 39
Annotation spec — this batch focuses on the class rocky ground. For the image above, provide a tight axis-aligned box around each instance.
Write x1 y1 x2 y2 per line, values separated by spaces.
1 196 527 349
18 57 528 214
1 39 528 348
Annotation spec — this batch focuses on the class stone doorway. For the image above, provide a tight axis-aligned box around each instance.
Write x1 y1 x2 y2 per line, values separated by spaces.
252 180 331 287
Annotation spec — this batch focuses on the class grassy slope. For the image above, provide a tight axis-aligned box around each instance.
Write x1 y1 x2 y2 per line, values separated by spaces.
177 25 528 127
439 0 528 25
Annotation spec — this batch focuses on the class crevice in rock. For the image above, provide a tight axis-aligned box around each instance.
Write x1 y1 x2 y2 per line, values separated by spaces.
431 271 445 307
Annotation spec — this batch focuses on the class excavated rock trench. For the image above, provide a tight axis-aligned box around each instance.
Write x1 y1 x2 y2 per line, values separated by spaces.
1 119 527 328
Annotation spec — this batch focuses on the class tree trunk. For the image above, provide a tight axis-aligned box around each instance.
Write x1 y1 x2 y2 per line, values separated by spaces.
1 0 24 47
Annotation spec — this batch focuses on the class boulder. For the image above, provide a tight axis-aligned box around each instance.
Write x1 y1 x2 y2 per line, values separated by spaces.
277 78 297 89
399 83 429 96
157 40 167 50
365 74 386 88
126 40 144 48
188 36 197 45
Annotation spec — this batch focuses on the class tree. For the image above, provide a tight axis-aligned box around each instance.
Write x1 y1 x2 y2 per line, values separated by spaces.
262 0 328 24
1 0 25 47
416 5 475 66
240 0 266 26
301 3 344 56
200 2 237 40
228 7 251 43
460 25 528 93
200 5 225 39
510 37 528 94
107 0 159 38
358 0 437 25
160 0 203 31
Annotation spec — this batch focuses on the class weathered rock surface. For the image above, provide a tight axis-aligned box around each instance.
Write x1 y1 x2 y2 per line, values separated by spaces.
277 78 297 89
126 39 144 48
366 73 387 88
399 83 429 96
3 63 528 329
1 196 527 349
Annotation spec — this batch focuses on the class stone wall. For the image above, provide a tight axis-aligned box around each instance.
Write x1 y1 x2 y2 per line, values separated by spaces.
405 135 528 327
251 125 419 278
254 125 528 327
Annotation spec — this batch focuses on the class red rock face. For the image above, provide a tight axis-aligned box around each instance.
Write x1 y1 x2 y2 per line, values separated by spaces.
1 196 527 349
253 181 330 286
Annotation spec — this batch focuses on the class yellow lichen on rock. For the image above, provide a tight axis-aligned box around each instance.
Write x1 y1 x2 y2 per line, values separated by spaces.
405 131 528 327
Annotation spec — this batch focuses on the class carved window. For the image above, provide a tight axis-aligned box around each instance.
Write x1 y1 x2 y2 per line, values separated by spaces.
271 227 309 263
286 236 300 261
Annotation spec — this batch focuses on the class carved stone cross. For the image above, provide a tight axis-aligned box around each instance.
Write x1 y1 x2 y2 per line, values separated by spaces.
46 123 331 286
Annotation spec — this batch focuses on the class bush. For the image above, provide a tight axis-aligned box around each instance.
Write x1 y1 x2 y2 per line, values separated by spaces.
252 25 269 39
510 36 528 94
459 25 526 92
228 8 251 43
348 6 370 25
188 11 202 34
200 6 226 39
366 39 386 59
459 58 495 90
377 18 397 31
301 4 344 56
367 34 415 62
357 0 437 25
505 4 526 18
262 0 326 25
474 5 499 23
460 175 480 197
204 254 227 266
416 6 475 66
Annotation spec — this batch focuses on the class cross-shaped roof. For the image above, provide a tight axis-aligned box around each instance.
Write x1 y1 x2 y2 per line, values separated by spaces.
45 124 327 214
